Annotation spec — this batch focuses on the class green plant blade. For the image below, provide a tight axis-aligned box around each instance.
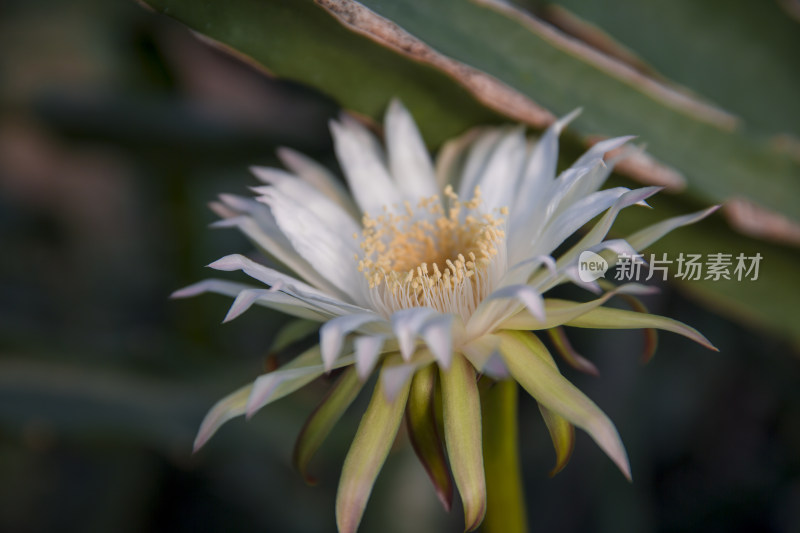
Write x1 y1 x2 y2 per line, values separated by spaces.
497 330 631 480
564 306 717 352
405 364 453 511
293 366 364 484
440 353 486 531
336 361 411 533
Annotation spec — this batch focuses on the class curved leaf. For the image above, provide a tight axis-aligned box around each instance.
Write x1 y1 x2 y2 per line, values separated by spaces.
405 364 453 511
440 353 486 531
293 367 364 484
336 362 411 533
497 330 631 480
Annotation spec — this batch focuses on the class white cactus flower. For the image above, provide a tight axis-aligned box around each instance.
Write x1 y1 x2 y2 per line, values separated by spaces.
174 100 717 533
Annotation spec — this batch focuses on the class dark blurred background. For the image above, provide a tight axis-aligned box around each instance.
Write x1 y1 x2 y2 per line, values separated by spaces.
1 1 798 532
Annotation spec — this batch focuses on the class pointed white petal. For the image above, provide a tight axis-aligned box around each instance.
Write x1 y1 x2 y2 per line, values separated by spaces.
484 284 545 321
222 288 324 323
171 278 252 300
193 383 251 452
355 335 386 380
330 117 400 216
391 307 438 361
215 194 340 294
626 206 721 252
209 254 371 317
250 166 361 238
456 128 507 200
472 127 527 212
245 347 355 418
573 136 636 169
259 190 367 304
512 109 580 217
276 147 360 217
533 187 631 256
435 127 483 191
421 314 454 369
385 99 438 200
380 351 435 402
321 313 384 371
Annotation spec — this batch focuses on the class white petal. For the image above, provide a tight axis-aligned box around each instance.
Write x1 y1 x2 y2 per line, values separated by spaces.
456 128 507 200
215 194 340 294
485 284 545 321
471 127 527 212
552 187 662 272
435 127 483 191
573 135 636 169
381 363 418 403
193 383 251 452
532 187 631 256
259 189 367 304
330 117 401 216
512 109 581 217
626 206 721 251
380 351 435 402
276 147 360 218
355 335 386 380
391 307 438 361
223 288 326 323
421 314 454 369
209 254 370 316
250 166 361 238
385 99 438 200
321 313 384 371
171 278 253 300
245 349 355 418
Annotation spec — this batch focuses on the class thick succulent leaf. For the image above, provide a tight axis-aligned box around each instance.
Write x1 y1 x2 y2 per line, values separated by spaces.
542 0 800 137
356 0 800 220
497 330 631 480
439 353 486 531
565 306 717 352
293 367 364 484
139 0 800 221
336 362 411 533
480 379 528 533
405 364 453 511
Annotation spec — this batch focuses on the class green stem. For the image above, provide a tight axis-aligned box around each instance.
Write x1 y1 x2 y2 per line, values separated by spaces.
480 379 528 533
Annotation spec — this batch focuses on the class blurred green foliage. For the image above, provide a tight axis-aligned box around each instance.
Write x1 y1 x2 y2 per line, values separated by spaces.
1 1 798 532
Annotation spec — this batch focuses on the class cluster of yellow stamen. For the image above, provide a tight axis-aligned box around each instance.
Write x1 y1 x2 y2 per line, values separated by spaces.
354 186 507 318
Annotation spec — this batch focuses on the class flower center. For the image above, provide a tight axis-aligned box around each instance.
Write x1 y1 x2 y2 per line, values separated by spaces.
356 185 507 319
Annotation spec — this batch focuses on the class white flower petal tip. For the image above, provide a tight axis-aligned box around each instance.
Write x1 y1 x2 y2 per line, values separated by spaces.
481 353 510 380
222 289 264 323
391 308 437 362
485 285 546 322
381 364 417 403
320 314 380 372
355 335 385 380
555 108 582 132
421 315 454 369
170 285 199 299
